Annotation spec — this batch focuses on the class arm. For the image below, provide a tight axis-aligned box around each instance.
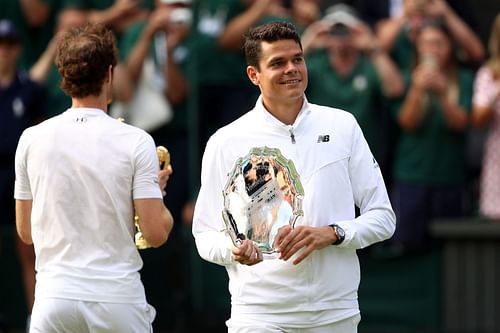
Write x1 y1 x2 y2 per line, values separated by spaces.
132 136 174 248
20 0 50 27
16 200 33 245
192 137 237 266
471 67 499 128
375 16 405 53
134 198 173 248
30 33 61 84
87 0 145 31
398 67 429 131
275 119 396 264
340 120 396 249
300 20 330 56
352 22 404 97
428 0 484 63
112 63 134 102
126 8 170 85
164 25 189 106
218 0 272 50
438 94 468 131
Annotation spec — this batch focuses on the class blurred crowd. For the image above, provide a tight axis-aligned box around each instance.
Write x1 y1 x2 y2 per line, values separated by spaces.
0 0 499 331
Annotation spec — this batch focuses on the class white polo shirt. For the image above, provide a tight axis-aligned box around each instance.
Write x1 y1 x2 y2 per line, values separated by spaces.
14 107 162 303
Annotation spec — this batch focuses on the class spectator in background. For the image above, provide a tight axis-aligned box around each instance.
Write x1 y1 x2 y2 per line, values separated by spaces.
354 0 479 31
114 0 194 329
471 13 500 221
59 0 150 36
0 19 46 330
303 4 403 180
0 0 54 70
390 18 472 252
190 0 263 165
29 9 88 118
376 0 484 70
30 9 133 118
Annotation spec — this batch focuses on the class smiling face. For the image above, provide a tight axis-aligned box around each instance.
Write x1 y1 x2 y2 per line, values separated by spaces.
247 39 308 108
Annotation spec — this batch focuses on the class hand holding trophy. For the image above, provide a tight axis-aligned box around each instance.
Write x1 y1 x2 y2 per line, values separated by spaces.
135 146 171 249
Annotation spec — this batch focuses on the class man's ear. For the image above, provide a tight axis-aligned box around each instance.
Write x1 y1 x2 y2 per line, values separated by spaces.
246 66 259 86
107 65 113 83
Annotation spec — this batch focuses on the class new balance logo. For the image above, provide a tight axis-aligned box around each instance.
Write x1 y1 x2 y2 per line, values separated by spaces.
317 135 330 143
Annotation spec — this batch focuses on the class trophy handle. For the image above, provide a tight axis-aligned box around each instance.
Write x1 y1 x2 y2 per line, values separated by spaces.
134 145 170 250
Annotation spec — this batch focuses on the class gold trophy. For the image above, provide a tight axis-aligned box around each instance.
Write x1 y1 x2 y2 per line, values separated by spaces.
134 146 170 249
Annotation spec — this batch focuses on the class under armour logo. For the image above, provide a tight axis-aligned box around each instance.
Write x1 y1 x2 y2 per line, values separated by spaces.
317 135 330 143
74 117 87 123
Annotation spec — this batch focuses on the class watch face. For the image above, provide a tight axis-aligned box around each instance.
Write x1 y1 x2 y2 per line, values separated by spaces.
336 226 345 238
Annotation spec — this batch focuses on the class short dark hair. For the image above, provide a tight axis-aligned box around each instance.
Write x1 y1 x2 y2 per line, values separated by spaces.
55 23 118 98
243 21 302 69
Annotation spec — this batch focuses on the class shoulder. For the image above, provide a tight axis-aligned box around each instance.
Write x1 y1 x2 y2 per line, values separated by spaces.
308 102 357 125
473 65 492 81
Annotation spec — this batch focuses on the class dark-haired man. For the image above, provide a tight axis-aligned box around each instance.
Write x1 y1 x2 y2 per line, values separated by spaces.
192 21 396 332
15 23 174 332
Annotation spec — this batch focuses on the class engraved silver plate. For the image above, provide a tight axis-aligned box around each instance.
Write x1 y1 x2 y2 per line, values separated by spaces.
222 147 304 259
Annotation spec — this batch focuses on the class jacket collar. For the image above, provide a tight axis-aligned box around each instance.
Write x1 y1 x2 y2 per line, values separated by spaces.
253 94 311 131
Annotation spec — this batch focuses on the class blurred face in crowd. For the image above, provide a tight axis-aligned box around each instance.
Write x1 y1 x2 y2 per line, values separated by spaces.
0 39 20 74
416 25 452 68
327 24 355 57
247 39 308 105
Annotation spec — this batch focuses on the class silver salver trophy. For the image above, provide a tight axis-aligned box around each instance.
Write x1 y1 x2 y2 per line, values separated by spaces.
222 147 304 259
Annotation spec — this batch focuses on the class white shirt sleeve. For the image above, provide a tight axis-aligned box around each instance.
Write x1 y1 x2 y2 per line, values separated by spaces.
14 129 33 200
132 133 162 199
336 120 396 249
192 136 235 266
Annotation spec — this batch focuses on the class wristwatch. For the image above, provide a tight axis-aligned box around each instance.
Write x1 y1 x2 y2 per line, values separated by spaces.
329 224 345 245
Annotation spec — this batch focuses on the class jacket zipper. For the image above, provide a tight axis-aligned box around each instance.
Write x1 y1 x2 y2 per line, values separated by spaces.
289 126 296 144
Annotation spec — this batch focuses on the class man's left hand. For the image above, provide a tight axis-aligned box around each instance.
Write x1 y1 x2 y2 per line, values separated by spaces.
273 225 336 265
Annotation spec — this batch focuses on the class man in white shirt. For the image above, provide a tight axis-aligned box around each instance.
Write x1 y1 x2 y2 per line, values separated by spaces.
14 23 174 332
192 21 396 332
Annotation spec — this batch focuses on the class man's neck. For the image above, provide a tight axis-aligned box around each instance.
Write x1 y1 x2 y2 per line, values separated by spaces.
71 95 108 112
262 96 304 125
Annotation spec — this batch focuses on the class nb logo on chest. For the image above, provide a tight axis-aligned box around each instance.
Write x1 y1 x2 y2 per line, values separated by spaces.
316 135 330 143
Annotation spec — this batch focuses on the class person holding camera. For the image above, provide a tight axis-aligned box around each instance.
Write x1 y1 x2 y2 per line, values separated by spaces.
389 18 472 252
303 4 403 183
376 0 484 70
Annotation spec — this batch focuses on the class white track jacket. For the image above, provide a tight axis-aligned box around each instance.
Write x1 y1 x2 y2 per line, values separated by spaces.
192 96 396 324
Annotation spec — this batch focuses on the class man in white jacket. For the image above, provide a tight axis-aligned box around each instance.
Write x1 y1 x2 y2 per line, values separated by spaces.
192 21 396 333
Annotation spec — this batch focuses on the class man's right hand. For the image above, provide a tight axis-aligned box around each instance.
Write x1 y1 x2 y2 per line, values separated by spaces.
158 164 172 197
232 240 263 266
